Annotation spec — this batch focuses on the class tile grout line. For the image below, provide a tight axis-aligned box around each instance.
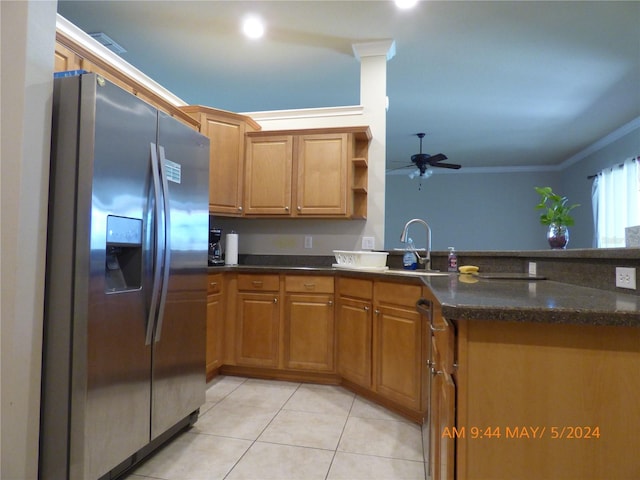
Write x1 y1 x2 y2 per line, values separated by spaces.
324 389 358 480
221 379 303 480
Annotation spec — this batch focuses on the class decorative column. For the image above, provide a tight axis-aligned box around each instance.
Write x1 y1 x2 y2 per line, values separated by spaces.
352 39 395 249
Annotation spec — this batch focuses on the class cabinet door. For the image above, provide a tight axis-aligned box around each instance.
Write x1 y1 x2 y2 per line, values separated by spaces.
295 133 348 216
284 293 335 371
430 334 455 480
55 42 84 72
337 296 372 388
206 274 224 379
373 303 422 411
244 135 293 215
206 292 224 377
203 117 245 215
236 292 280 367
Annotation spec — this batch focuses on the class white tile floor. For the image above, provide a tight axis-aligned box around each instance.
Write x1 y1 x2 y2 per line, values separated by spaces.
125 376 426 480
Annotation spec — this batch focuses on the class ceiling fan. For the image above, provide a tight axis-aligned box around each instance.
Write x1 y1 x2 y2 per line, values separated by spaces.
388 133 461 178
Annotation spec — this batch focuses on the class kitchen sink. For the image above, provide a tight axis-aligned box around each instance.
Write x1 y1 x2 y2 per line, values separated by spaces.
387 269 450 277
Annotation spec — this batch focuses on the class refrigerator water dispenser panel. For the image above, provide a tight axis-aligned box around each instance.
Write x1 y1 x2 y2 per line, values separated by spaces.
105 215 142 293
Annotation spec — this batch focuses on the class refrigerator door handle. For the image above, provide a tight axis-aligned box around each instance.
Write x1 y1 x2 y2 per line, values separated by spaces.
153 145 172 343
146 142 165 345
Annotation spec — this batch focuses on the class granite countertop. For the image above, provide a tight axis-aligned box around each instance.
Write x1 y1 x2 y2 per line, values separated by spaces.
210 265 640 328
421 275 640 327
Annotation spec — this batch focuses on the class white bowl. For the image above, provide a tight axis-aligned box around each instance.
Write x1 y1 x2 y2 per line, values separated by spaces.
333 250 389 268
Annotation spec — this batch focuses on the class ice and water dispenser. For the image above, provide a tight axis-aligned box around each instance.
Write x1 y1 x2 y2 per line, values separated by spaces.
105 215 143 292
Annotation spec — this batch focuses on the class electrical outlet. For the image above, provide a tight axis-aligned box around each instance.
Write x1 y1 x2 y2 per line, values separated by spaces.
362 236 375 250
615 267 636 290
304 236 313 249
528 262 537 276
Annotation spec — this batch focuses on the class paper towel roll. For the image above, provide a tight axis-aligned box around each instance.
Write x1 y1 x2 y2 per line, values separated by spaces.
225 233 238 265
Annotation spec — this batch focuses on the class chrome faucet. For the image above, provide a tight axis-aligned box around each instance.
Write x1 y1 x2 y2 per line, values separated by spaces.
400 218 432 270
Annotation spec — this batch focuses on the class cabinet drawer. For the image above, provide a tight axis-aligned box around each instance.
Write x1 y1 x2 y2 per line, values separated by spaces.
373 281 422 307
207 273 223 294
338 277 373 299
237 274 280 292
285 275 334 293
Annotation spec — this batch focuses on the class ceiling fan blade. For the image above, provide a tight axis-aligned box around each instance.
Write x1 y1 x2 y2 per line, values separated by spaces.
386 163 414 172
432 162 461 169
426 153 448 163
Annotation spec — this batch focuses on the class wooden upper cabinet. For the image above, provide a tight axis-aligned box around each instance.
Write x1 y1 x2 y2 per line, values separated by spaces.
54 38 200 131
296 133 348 216
244 135 294 215
245 126 370 219
181 106 260 215
54 42 83 72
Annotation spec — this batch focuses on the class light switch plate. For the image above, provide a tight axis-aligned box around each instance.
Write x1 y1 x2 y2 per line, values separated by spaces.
304 236 313 249
528 262 537 276
615 267 636 290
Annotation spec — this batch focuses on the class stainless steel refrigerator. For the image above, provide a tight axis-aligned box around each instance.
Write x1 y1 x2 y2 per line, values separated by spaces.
40 73 209 480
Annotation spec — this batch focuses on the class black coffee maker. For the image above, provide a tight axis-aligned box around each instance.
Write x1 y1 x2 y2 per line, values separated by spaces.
208 228 224 266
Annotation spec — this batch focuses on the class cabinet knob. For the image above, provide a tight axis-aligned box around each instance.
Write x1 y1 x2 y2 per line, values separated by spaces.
238 206 243 212
328 300 333 306
209 282 217 287
297 206 302 211
273 297 278 304
374 309 380 315
364 306 370 312
285 206 290 212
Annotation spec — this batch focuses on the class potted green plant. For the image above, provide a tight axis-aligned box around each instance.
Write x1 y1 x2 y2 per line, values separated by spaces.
534 186 580 249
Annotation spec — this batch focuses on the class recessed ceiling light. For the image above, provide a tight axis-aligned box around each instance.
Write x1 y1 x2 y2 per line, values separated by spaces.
395 0 418 9
242 16 265 39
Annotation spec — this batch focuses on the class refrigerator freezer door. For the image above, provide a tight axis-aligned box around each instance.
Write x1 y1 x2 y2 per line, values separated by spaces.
151 112 208 439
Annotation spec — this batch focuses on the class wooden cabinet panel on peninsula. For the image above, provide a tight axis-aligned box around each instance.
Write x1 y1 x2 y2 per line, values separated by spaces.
283 275 335 372
245 126 370 218
206 273 224 381
234 274 280 367
181 106 260 215
420 292 455 480
421 302 640 480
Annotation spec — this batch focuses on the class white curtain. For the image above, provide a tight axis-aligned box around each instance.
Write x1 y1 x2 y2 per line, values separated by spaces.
593 157 640 248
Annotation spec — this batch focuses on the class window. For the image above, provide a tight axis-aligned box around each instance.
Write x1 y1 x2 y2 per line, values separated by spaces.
592 157 640 247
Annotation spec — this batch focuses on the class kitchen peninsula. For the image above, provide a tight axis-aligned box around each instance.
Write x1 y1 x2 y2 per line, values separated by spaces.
209 248 640 480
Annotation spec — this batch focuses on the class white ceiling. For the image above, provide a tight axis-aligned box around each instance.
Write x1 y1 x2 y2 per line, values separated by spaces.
58 0 640 171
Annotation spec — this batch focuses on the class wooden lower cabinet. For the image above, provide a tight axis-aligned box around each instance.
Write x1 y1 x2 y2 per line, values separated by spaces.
337 278 373 387
206 273 224 380
222 273 429 423
235 274 280 368
337 296 373 387
283 275 335 371
337 278 426 420
372 281 424 412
